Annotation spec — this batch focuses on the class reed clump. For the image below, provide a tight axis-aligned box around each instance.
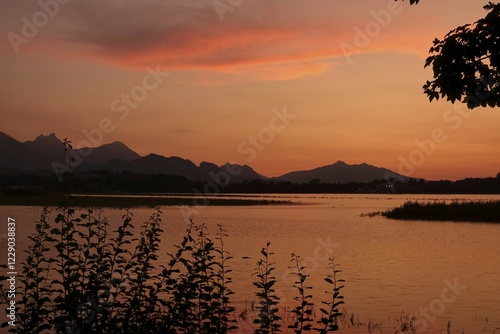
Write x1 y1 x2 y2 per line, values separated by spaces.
383 200 500 223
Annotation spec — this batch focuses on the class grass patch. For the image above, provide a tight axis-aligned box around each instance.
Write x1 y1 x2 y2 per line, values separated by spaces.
0 194 295 208
383 200 500 223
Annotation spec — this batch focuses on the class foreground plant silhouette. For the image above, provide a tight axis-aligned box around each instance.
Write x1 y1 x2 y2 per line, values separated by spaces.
0 208 349 334
10 209 55 332
316 258 345 333
0 207 238 333
253 242 283 334
288 253 314 333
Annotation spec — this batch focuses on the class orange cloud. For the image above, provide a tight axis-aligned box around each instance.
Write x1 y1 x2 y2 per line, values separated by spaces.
4 0 446 81
1 0 486 80
1 0 486 83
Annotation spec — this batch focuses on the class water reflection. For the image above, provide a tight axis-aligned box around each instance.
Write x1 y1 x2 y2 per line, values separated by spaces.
1 194 499 333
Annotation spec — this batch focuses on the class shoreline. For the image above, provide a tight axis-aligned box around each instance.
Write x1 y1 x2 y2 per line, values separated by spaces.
0 194 297 208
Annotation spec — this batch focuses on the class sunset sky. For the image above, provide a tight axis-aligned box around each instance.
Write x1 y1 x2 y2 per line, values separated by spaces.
1 0 499 180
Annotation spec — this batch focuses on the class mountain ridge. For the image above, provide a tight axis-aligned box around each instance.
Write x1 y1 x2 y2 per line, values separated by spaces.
0 131 265 183
0 131 410 184
276 160 407 184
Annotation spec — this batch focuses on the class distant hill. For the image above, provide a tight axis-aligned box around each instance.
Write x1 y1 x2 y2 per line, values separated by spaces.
77 155 265 182
0 132 265 183
0 132 140 172
221 162 266 182
1 131 411 185
77 154 201 179
3 131 500 194
277 160 407 184
0 132 40 170
76 141 141 164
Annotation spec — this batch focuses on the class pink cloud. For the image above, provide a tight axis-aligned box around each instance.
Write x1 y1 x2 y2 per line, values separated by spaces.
1 0 483 81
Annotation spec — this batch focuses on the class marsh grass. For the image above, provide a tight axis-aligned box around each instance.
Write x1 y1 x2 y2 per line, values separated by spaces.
382 200 500 223
391 312 416 334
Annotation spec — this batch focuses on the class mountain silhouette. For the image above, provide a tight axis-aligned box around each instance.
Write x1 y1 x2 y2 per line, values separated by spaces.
0 132 265 182
0 132 140 173
76 141 141 165
0 132 39 170
0 131 407 184
77 155 264 182
78 154 201 179
277 160 407 184
24 133 62 154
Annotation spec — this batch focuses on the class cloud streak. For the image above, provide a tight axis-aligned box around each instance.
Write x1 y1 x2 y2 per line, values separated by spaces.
1 0 449 82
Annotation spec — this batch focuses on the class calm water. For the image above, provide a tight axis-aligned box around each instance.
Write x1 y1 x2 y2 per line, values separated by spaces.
1 194 500 333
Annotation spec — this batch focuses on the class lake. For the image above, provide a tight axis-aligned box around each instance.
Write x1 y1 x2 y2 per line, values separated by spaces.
1 194 500 333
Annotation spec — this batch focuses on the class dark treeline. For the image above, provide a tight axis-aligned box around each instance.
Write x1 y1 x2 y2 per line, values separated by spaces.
0 171 204 194
223 177 500 194
1 170 500 195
